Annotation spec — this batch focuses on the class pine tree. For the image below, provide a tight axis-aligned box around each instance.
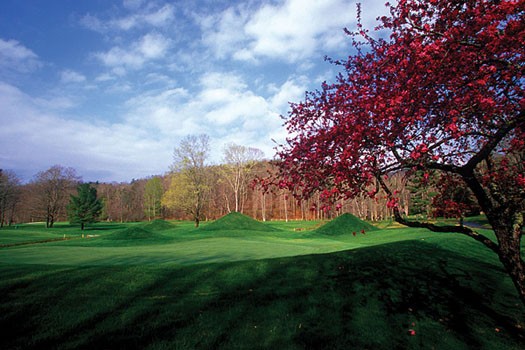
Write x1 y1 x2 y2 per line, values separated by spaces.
67 184 103 230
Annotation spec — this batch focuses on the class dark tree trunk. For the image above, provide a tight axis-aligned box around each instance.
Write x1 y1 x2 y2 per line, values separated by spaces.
462 169 525 306
195 217 199 228
81 222 85 230
493 222 525 307
497 240 525 307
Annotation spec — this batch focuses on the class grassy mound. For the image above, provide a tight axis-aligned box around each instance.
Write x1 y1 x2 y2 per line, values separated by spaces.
103 226 165 240
316 213 378 236
138 219 176 231
200 212 279 232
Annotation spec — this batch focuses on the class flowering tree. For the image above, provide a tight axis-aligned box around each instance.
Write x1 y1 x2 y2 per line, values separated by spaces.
275 0 525 303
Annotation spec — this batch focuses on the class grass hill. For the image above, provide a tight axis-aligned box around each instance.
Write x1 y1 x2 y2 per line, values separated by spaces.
316 213 378 236
103 226 166 240
200 212 280 232
138 219 176 231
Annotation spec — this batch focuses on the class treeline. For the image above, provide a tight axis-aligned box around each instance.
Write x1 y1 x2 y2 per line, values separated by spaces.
1 161 461 227
1 136 478 227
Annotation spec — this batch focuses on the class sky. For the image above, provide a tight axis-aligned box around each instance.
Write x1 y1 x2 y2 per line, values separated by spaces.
0 0 391 183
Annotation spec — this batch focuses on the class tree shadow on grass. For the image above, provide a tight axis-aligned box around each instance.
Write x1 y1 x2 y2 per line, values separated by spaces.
312 240 525 349
1 240 524 349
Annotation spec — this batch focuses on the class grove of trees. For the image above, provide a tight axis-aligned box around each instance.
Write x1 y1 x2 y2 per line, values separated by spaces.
1 161 463 228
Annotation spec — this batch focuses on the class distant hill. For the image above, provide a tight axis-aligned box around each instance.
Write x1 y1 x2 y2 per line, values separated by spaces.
316 213 378 236
200 212 279 232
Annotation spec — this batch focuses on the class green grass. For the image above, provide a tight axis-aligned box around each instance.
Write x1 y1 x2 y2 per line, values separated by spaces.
138 219 178 231
316 213 379 236
0 216 524 349
199 212 280 232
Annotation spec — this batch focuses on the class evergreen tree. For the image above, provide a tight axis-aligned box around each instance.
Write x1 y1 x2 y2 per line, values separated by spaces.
406 170 438 218
67 183 103 230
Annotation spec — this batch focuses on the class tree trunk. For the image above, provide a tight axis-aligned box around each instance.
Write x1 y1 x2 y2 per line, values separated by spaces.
81 222 85 230
261 192 266 221
283 193 288 222
494 225 525 307
489 222 524 307
195 217 199 228
460 169 525 306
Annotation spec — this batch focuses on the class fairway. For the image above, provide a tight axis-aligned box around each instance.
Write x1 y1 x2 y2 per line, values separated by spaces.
0 218 437 266
1 217 524 349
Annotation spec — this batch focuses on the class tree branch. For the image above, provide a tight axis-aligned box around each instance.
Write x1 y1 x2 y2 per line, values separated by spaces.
376 173 500 254
463 118 519 173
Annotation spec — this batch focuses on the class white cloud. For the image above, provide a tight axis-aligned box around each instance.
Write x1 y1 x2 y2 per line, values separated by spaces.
95 32 171 69
81 3 175 33
144 72 175 86
79 14 108 33
0 81 171 182
199 6 249 60
243 0 357 61
0 64 300 182
144 4 176 27
270 77 308 111
121 71 299 161
200 0 391 63
123 0 145 10
95 73 115 82
61 69 86 84
0 38 41 72
138 32 169 58
0 39 37 60
33 96 77 110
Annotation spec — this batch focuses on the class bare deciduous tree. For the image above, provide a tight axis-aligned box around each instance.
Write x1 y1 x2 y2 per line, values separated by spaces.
220 143 264 213
33 165 80 228
0 169 21 227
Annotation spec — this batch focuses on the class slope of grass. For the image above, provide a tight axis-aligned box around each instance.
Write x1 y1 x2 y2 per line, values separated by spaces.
200 212 280 232
97 226 173 247
138 219 177 231
316 213 379 236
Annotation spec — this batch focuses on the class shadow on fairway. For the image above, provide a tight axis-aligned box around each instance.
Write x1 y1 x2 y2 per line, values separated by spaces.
1 240 524 349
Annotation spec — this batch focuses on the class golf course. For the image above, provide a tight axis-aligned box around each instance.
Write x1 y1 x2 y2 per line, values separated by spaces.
0 213 523 349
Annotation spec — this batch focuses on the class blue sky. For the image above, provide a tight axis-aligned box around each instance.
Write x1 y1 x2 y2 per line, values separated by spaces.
0 0 390 183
